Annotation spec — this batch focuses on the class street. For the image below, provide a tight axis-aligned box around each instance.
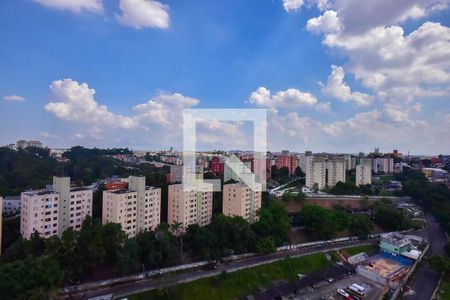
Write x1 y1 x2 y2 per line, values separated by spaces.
404 212 447 300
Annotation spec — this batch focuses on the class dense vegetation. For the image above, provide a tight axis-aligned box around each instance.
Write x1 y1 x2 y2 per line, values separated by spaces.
0 147 57 195
300 204 373 240
0 199 291 299
399 168 450 235
299 200 412 240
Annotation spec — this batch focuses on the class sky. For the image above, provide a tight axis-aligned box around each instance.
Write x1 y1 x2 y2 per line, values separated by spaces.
0 0 449 154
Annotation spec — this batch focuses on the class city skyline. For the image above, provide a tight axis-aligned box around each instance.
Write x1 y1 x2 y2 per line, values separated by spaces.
1 0 450 153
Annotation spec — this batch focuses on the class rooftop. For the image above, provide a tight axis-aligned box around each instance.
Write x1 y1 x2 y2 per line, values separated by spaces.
381 232 411 247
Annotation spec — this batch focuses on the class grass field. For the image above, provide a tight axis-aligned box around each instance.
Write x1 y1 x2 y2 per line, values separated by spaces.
129 253 330 300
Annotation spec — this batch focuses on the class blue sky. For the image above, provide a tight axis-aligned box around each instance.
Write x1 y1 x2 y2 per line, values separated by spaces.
1 0 449 154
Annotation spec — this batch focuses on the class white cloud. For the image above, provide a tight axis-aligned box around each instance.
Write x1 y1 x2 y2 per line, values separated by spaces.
323 22 450 103
117 0 170 29
283 0 304 12
321 65 373 106
249 87 317 108
314 101 332 113
39 131 60 139
43 80 252 149
307 10 341 34
328 0 450 35
45 79 138 131
3 95 26 102
34 0 103 14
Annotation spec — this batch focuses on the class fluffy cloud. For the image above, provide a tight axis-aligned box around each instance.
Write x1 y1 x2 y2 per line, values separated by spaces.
3 95 26 102
264 106 442 153
328 0 450 35
307 10 341 33
34 0 103 14
323 22 450 102
117 0 170 29
43 79 248 149
283 0 304 12
314 101 332 113
321 65 373 106
45 79 137 131
249 87 318 108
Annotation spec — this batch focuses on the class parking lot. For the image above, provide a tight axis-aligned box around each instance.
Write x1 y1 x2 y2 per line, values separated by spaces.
293 274 385 300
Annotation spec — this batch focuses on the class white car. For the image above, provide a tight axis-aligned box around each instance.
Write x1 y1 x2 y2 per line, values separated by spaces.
337 288 350 297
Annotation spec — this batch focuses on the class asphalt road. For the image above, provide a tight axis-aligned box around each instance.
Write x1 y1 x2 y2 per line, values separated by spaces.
63 239 376 300
404 212 447 300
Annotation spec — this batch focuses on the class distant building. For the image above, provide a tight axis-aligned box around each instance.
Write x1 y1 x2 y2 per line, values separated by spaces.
373 158 394 174
356 159 372 186
168 183 213 230
16 139 43 149
20 177 92 239
223 182 261 223
28 140 43 148
105 181 129 190
210 156 224 176
16 140 29 149
276 151 297 175
305 156 326 190
2 196 20 216
422 167 448 183
102 176 161 238
224 156 253 183
169 164 204 183
342 154 355 171
326 158 346 188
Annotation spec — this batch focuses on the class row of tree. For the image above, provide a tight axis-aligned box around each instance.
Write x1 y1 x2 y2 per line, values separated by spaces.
300 201 413 240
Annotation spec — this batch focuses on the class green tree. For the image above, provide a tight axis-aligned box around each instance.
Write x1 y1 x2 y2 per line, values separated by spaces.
252 200 291 245
428 256 450 274
349 215 373 239
374 204 411 231
255 236 277 254
118 239 140 274
0 256 63 300
301 205 350 240
295 166 305 177
100 223 126 264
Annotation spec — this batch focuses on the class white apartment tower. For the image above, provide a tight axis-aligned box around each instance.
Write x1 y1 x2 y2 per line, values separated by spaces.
356 159 372 186
20 176 92 239
223 183 262 223
168 183 213 230
102 176 161 238
373 158 394 174
305 156 327 190
326 158 346 188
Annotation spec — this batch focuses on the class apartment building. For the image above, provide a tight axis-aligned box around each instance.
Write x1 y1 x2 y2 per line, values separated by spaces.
373 158 394 174
356 159 372 186
20 176 92 239
169 164 204 183
276 151 297 175
102 176 161 238
168 183 213 230
326 158 346 188
223 182 262 223
305 156 326 190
